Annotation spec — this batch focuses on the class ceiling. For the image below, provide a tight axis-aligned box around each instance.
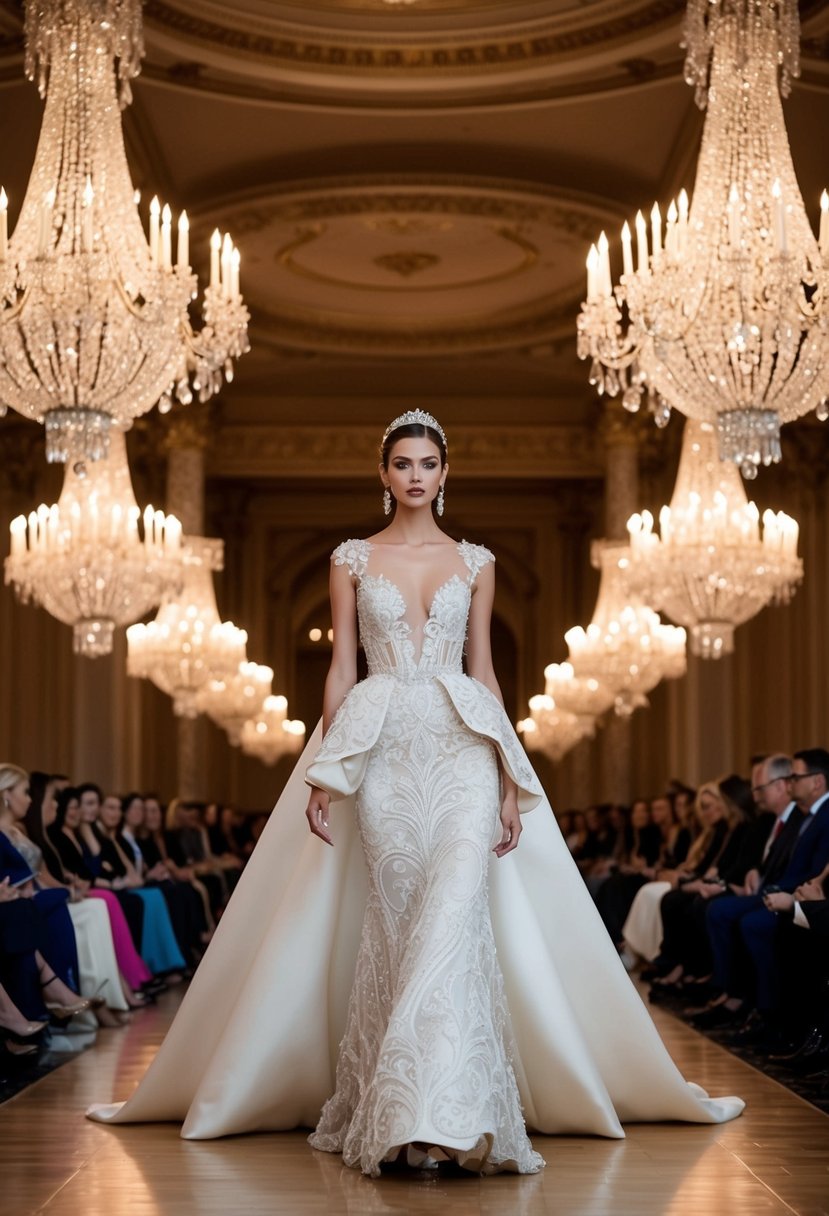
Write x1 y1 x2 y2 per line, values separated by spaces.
0 0 827 445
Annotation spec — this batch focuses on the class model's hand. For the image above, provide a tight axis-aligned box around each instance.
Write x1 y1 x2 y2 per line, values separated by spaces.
306 787 333 846
494 797 521 858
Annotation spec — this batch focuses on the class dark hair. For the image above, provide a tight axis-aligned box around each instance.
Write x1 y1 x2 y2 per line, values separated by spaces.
380 422 447 470
25 771 53 851
54 786 81 831
718 773 755 820
77 782 103 802
122 792 144 816
794 748 829 790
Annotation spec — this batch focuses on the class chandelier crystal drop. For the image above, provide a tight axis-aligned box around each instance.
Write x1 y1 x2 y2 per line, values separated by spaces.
627 419 803 659
565 542 687 718
517 695 596 764
542 662 616 720
0 0 249 463
240 695 306 766
126 537 247 718
576 0 828 477
199 661 274 745
5 428 182 656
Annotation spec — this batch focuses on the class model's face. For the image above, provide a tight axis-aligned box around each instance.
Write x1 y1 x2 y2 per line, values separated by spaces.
124 798 145 829
63 797 81 830
99 796 123 830
3 778 30 821
380 438 445 512
41 781 59 827
80 791 100 822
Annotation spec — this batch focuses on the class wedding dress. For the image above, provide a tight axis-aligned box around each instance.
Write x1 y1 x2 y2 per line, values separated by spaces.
87 538 743 1174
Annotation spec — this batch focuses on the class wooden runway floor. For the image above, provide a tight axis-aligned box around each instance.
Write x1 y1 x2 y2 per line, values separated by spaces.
3 987 828 1216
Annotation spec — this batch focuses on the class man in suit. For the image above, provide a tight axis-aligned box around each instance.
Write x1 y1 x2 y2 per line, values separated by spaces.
693 752 807 1028
763 864 829 1070
729 748 829 1046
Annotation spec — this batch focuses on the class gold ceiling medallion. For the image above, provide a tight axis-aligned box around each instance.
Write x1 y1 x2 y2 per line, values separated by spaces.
373 251 441 278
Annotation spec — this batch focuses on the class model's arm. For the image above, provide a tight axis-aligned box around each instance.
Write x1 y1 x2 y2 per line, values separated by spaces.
306 558 359 846
321 559 359 735
465 562 521 857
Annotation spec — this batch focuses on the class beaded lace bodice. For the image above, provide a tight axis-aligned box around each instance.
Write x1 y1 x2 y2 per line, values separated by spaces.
332 538 494 681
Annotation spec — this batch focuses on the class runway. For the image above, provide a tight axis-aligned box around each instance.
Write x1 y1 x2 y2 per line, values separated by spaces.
3 986 828 1216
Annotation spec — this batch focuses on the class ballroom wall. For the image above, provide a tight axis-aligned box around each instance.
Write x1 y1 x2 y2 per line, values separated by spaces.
2 409 827 812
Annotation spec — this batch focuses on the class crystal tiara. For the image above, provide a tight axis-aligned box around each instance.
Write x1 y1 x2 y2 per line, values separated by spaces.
382 409 447 449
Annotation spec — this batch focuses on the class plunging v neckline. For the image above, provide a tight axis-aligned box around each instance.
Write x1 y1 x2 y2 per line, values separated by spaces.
360 541 470 627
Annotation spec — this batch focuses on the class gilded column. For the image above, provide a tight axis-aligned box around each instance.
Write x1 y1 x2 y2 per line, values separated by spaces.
599 406 640 803
164 415 210 801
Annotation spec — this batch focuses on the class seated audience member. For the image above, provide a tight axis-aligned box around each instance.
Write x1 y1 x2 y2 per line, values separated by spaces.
564 810 588 856
764 861 829 1072
209 804 254 862
140 796 215 938
699 749 829 1048
121 793 206 966
48 786 153 1007
96 794 187 978
164 798 240 913
623 781 723 965
597 794 689 959
650 774 754 997
594 800 659 944
583 804 634 898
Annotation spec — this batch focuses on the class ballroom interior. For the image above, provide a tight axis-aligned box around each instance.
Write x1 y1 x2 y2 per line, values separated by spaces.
1 0 828 815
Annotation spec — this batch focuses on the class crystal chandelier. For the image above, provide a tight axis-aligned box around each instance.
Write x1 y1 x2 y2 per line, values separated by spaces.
576 0 828 477
0 0 249 463
541 661 616 721
627 419 802 659
518 694 596 764
127 536 247 718
5 428 182 656
565 541 687 717
199 661 273 745
240 695 306 766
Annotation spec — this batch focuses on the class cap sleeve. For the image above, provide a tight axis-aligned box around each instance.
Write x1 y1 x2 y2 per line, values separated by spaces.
331 539 371 579
458 540 495 583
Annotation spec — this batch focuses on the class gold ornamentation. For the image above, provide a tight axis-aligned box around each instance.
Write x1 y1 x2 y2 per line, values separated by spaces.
373 251 441 278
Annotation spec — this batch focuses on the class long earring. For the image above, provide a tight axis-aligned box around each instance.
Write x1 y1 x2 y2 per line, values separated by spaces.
437 485 445 517
383 488 392 516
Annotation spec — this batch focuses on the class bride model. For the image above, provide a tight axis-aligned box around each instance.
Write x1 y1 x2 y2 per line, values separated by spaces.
88 411 743 1175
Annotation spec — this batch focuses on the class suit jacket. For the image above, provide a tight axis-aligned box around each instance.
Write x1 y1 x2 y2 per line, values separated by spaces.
802 899 829 938
760 808 805 888
778 801 829 892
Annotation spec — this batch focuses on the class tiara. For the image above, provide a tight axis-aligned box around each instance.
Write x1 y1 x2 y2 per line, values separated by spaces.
382 409 447 449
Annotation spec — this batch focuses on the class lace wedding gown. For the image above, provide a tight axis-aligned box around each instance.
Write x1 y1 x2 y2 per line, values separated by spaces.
87 538 743 1174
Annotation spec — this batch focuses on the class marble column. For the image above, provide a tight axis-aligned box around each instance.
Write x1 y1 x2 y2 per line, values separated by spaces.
599 406 640 803
164 415 210 801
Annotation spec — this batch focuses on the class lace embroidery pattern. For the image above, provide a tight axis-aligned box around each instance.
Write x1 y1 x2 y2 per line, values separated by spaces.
309 685 544 1176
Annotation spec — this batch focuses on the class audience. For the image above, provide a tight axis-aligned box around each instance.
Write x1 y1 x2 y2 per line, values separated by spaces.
0 760 262 1072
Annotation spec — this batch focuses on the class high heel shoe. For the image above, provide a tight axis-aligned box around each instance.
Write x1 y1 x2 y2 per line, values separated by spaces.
41 972 93 1020
0 1019 47 1043
4 1040 39 1057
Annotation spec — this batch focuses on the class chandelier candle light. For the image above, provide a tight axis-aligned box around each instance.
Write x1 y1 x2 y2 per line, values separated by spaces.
627 419 802 658
199 661 274 745
542 661 616 721
127 537 247 718
576 0 828 476
5 428 182 656
518 695 596 764
0 0 249 462
565 541 687 717
240 696 306 766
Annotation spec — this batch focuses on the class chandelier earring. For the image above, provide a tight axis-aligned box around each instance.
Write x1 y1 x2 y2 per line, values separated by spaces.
383 488 392 516
437 485 445 517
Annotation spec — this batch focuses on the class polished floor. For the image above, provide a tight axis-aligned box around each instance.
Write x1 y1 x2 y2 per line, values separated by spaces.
3 986 829 1216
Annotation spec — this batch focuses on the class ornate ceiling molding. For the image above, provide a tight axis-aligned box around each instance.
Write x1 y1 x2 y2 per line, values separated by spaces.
194 174 623 357
207 422 603 479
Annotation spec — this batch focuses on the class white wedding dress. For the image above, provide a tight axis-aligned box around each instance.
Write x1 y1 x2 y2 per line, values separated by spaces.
87 538 743 1175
